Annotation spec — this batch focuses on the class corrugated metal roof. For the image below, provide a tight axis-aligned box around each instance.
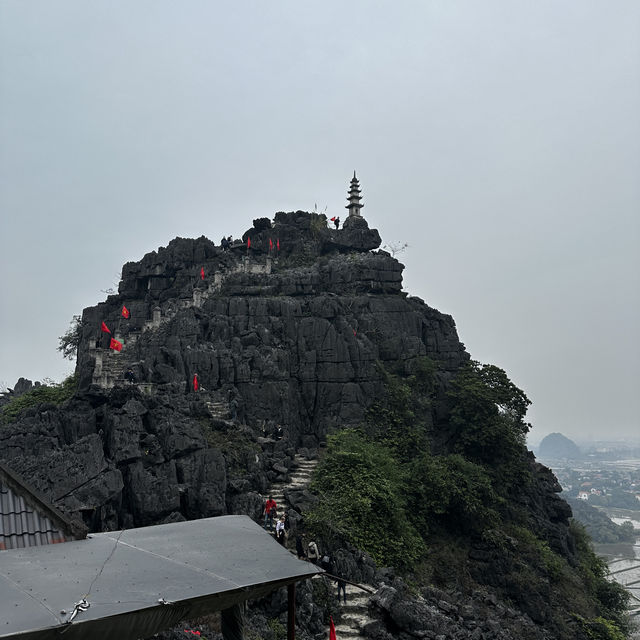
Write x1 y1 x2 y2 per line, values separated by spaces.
0 481 67 549
0 515 321 640
0 462 86 547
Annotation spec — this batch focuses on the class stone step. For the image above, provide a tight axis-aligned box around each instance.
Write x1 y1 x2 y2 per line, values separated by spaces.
343 599 369 610
341 612 369 624
333 626 364 637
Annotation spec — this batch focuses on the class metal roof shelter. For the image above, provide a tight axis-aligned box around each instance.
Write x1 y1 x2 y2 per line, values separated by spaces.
0 462 87 550
0 515 321 640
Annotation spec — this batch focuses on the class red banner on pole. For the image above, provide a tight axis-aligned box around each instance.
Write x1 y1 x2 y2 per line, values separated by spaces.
193 374 199 392
109 338 122 352
200 267 205 281
121 305 130 319
101 321 111 334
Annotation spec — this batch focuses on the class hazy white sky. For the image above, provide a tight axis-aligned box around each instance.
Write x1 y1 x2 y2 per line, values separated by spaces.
1 1 638 444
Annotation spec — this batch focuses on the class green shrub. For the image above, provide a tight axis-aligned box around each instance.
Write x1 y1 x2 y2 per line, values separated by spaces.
364 358 436 462
448 361 531 490
574 615 627 640
407 453 500 535
266 618 287 640
509 525 567 582
1 374 77 423
307 429 426 568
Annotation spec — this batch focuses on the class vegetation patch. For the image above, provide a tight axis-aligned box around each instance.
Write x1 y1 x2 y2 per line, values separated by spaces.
0 374 77 424
304 357 631 639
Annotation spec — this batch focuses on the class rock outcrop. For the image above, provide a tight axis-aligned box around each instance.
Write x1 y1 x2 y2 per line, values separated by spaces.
1 212 467 532
1 210 592 640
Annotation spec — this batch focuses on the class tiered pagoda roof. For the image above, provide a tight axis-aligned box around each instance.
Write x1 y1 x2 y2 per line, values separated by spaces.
346 171 364 217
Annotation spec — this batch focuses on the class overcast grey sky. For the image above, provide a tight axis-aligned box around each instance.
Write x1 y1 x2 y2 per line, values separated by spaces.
1 1 638 444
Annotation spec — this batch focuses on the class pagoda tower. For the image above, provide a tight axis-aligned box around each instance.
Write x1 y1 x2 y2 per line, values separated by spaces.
346 171 364 217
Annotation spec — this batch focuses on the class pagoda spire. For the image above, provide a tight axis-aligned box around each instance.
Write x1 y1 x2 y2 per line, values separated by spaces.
346 171 364 217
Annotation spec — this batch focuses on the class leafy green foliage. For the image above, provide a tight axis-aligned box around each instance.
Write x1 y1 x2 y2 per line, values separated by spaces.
407 453 500 534
305 357 629 639
307 429 426 568
448 361 531 488
569 521 630 637
574 615 627 640
57 315 83 360
266 618 287 640
364 359 435 462
0 374 77 423
509 525 567 582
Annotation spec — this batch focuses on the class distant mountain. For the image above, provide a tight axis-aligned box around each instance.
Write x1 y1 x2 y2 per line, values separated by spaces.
539 432 581 459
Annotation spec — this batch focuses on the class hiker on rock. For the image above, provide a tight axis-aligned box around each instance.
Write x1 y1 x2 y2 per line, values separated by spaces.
334 566 347 604
320 554 333 574
276 516 286 546
334 216 340 229
307 540 320 564
124 368 136 384
263 496 277 531
230 397 239 421
221 236 230 251
295 534 305 559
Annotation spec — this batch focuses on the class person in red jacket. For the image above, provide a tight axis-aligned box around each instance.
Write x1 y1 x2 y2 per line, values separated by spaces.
263 496 277 530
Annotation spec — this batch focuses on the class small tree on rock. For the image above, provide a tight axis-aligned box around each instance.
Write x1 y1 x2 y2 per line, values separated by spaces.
58 315 82 361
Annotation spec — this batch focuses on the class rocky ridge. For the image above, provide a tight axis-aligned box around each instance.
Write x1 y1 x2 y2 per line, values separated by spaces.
0 210 605 639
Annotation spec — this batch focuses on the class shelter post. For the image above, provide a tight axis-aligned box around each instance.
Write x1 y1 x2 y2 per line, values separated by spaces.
221 602 245 640
288 583 296 640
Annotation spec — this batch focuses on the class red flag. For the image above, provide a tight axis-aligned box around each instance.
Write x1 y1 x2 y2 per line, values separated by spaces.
329 616 337 640
101 321 111 334
193 374 199 392
330 216 336 222
109 338 122 352
277 239 280 251
269 238 273 251
200 267 205 281
247 237 251 249
121 305 130 319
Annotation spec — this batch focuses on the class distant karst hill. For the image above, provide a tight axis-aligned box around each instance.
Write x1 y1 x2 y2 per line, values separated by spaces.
538 432 581 460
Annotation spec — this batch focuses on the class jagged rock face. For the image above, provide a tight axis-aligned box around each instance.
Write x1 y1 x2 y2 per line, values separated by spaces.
78 212 466 443
1 212 468 531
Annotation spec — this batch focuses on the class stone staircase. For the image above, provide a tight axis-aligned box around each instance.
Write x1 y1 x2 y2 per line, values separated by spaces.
90 254 274 389
333 584 372 639
267 454 318 518
205 398 231 423
92 348 127 388
264 454 374 639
